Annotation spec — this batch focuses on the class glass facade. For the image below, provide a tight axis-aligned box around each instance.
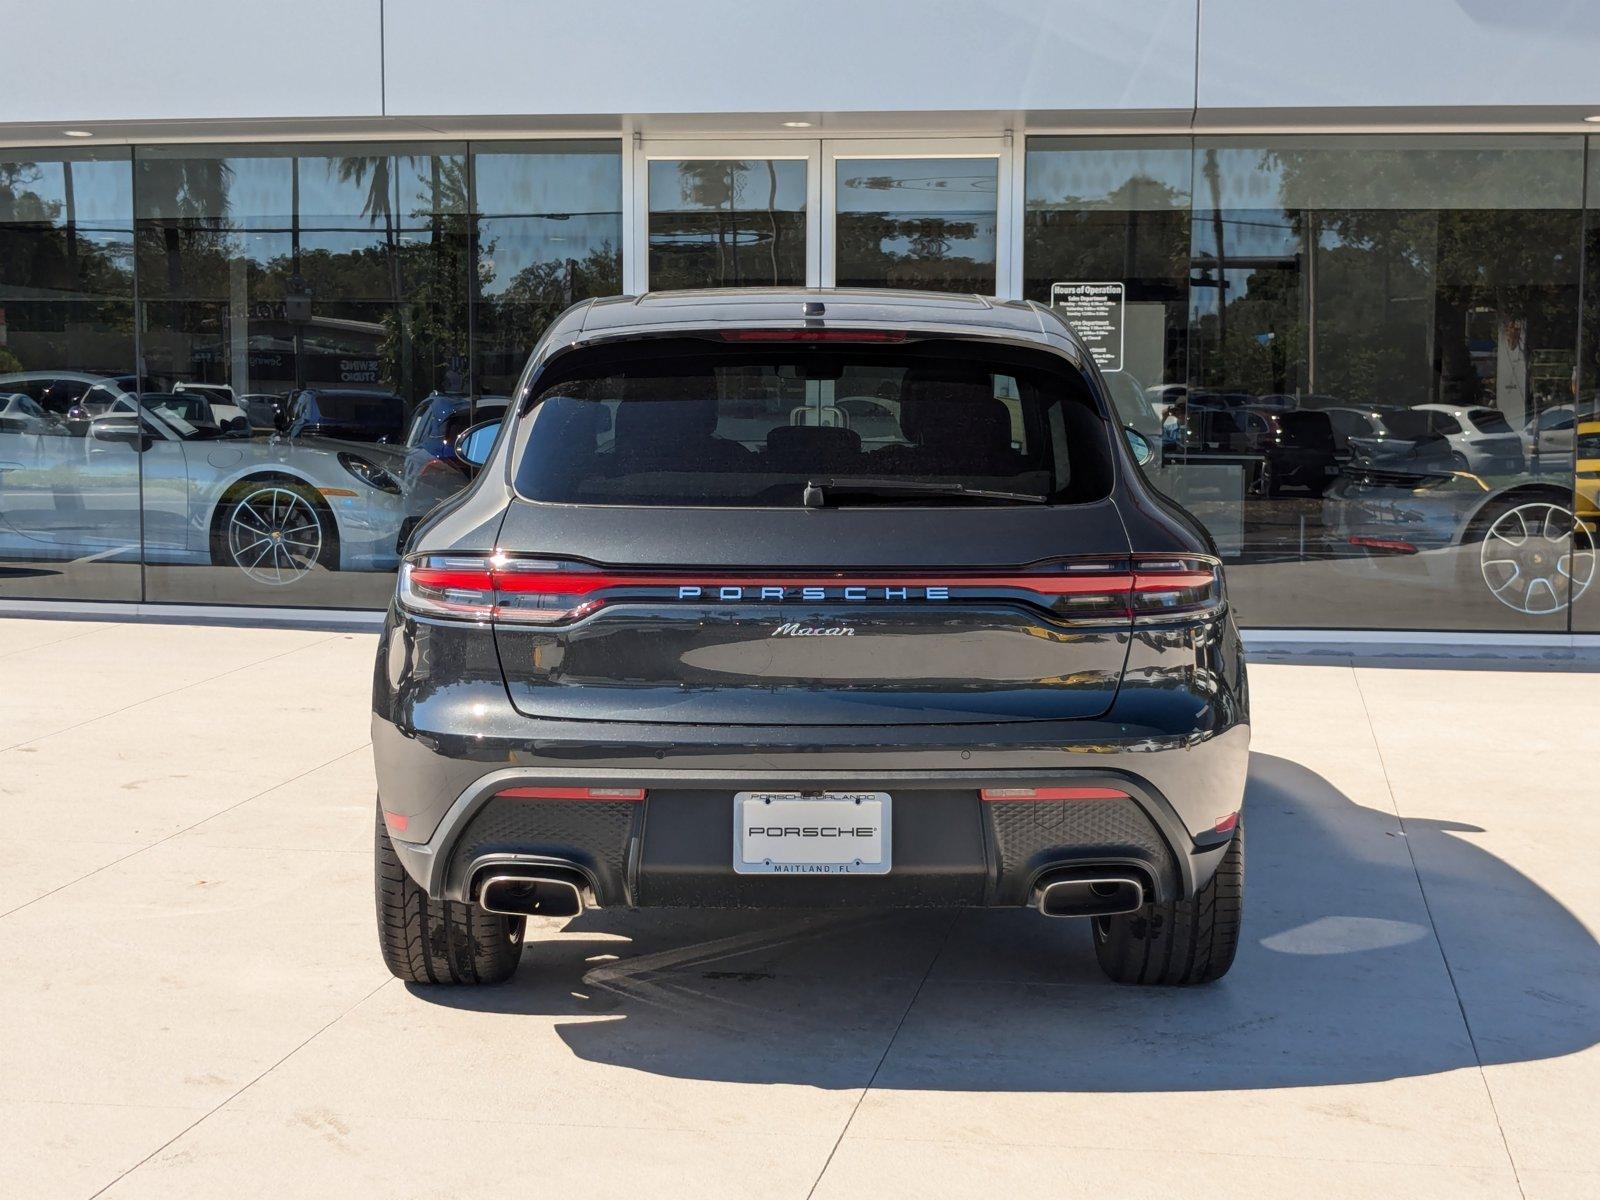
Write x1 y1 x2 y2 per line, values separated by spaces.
2 131 1597 630
647 158 807 289
1 139 623 608
835 157 999 293
1028 135 1594 631
0 148 140 600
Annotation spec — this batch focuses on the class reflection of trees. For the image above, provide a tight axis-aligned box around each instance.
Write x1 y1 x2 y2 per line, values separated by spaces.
128 149 625 403
1023 175 1190 384
494 242 620 334
1024 176 1190 284
373 157 469 398
0 160 135 370
836 213 989 293
333 154 409 318
1194 148 1582 412
135 155 234 293
678 161 743 283
651 161 800 288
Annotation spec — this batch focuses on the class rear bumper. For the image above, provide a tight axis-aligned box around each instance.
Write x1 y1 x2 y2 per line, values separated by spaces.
374 609 1249 908
386 764 1238 910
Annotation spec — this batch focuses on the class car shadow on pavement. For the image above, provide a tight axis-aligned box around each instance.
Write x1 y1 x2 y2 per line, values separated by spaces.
408 751 1600 1092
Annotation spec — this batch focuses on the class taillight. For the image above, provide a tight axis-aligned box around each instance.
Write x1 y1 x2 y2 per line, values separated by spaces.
1040 556 1223 623
397 553 1224 625
399 555 610 624
1130 557 1224 622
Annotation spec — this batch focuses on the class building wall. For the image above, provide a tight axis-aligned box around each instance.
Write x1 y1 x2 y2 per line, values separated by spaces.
3 4 1599 632
381 0 1198 117
8 1 1600 131
1199 1 1600 112
3 1 385 124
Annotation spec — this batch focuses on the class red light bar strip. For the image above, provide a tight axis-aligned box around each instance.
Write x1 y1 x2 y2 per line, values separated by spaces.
496 786 647 801
409 567 1214 598
979 786 1130 802
719 329 907 342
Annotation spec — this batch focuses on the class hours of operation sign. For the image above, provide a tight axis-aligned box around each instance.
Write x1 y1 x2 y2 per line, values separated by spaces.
1050 281 1125 372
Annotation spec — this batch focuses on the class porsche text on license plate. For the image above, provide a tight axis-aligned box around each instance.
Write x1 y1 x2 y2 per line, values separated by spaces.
733 792 891 875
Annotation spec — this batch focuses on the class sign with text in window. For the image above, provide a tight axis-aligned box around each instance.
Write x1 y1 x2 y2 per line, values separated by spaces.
1050 281 1125 372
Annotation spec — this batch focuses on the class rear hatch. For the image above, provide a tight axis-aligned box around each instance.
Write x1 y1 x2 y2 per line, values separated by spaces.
466 334 1153 725
485 507 1137 724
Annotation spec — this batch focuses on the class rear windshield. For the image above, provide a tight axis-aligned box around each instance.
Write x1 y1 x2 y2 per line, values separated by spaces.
513 339 1113 507
1377 410 1430 439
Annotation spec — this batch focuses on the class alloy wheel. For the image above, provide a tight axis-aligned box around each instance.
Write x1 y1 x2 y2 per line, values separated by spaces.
226 486 325 586
1479 501 1595 616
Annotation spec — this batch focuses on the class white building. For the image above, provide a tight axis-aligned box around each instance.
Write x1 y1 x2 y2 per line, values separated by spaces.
1 1 1597 632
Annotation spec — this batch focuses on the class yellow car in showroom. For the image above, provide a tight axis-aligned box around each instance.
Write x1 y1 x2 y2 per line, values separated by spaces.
1578 418 1599 534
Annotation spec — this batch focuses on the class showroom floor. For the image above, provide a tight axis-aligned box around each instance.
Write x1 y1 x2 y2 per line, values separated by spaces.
1 618 1596 1199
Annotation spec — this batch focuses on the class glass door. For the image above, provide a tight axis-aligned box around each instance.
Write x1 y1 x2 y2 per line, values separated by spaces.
822 138 1013 295
632 140 821 292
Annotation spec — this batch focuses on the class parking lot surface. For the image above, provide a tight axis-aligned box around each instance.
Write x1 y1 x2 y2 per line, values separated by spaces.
2 617 1597 1198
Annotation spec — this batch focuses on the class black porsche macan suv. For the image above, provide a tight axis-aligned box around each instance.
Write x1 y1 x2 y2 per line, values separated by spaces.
373 289 1249 987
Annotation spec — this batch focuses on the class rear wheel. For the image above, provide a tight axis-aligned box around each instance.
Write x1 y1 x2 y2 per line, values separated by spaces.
212 478 337 586
1465 498 1595 616
374 802 524 985
1092 819 1244 986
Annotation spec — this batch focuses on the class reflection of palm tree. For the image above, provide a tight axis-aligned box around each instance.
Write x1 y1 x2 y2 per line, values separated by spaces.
136 156 233 291
1202 147 1226 354
677 161 751 285
766 161 780 285
62 159 77 282
334 155 412 303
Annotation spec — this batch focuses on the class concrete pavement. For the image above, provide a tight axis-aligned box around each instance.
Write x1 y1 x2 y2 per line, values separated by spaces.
1 617 1596 1198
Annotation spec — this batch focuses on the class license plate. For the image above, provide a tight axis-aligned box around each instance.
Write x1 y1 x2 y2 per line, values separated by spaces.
733 791 891 875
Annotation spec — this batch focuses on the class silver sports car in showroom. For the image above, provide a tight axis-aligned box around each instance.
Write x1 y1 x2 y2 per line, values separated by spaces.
1323 451 1594 617
0 392 408 586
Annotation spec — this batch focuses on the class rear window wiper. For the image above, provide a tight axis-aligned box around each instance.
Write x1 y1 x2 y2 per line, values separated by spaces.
804 478 1049 506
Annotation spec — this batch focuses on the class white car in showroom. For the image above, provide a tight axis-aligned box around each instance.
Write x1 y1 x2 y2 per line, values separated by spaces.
0 389 409 586
1409 402 1525 473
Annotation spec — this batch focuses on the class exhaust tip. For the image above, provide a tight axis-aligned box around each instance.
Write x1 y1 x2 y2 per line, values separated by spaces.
1033 872 1145 919
477 872 585 919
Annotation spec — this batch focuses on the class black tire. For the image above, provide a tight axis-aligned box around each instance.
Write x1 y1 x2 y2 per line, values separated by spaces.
374 803 524 985
1092 819 1244 986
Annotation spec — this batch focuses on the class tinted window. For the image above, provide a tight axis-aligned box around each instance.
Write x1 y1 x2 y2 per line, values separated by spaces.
1280 411 1335 447
1326 410 1372 438
302 393 405 440
1473 409 1512 434
1377 410 1429 439
515 341 1111 507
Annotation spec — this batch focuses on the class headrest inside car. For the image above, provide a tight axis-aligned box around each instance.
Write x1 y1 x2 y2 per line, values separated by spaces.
765 424 863 466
